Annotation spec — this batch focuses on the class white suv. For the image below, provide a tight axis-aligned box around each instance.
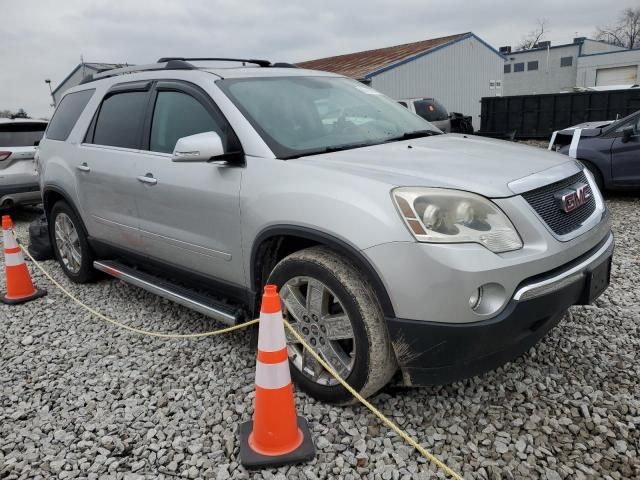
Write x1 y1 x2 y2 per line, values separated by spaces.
0 118 47 208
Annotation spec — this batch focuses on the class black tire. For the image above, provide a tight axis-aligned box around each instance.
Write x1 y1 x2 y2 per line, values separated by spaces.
50 201 97 283
267 246 397 403
582 161 604 192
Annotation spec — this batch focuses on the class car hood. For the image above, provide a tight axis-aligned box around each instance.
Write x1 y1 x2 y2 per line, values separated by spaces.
296 134 575 197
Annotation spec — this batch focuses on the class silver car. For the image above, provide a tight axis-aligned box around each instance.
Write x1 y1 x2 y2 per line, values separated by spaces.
38 58 613 403
0 118 47 208
398 97 451 133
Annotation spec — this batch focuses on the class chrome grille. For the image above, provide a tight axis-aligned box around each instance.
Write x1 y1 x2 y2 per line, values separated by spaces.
522 171 596 236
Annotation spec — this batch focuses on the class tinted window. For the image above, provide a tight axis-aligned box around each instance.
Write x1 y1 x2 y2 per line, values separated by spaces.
93 91 148 149
560 56 573 67
0 123 46 147
528 61 539 71
413 99 448 122
614 115 640 134
46 89 94 141
150 91 221 154
504 64 511 74
514 63 524 72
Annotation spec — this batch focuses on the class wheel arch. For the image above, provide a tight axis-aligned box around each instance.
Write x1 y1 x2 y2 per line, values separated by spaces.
250 225 395 318
42 185 89 237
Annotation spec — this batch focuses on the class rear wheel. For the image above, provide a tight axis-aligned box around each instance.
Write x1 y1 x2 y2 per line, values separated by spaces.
267 246 397 403
50 201 97 283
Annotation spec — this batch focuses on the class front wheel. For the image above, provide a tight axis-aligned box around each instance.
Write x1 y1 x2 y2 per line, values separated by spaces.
582 161 604 192
267 246 397 403
50 201 97 283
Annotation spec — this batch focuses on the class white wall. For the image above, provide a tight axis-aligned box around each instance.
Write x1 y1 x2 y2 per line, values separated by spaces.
577 49 640 87
502 45 579 96
581 39 626 55
370 35 504 129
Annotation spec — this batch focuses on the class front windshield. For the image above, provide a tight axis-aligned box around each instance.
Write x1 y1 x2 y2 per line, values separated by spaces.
217 76 440 158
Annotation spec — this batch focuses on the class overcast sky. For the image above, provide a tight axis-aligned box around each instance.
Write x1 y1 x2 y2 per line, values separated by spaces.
1 0 636 118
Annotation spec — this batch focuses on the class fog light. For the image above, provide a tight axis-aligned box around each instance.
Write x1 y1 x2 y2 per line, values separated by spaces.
469 287 483 310
468 283 506 316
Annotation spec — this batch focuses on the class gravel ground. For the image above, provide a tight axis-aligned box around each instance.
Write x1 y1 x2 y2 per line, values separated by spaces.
1 196 639 480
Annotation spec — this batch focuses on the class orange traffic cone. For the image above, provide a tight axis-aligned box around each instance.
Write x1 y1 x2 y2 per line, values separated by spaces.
1 215 46 304
239 284 315 469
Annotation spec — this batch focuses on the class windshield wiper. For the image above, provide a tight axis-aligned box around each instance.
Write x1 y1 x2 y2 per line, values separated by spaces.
384 130 441 143
284 142 377 159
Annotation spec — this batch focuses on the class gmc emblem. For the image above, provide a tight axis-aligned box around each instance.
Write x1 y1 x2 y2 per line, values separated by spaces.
554 182 591 213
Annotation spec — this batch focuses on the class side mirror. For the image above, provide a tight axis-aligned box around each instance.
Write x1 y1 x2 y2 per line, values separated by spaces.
621 127 635 143
172 131 226 163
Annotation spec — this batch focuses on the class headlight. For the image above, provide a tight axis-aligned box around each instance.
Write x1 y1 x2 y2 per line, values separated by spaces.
392 187 523 253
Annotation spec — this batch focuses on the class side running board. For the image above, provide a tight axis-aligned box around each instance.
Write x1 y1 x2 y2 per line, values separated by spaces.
93 260 241 325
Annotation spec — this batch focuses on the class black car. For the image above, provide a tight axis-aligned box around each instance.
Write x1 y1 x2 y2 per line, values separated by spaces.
550 110 640 190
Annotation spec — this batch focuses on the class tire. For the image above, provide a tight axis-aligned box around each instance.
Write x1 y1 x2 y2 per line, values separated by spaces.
267 246 397 403
50 200 97 283
582 161 604 192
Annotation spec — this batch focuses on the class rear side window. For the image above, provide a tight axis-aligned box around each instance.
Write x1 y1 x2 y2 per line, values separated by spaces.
46 89 94 141
150 91 222 154
92 91 148 149
413 99 448 122
0 123 46 147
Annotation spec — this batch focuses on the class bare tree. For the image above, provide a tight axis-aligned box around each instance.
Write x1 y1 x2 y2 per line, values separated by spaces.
595 7 640 49
516 19 548 50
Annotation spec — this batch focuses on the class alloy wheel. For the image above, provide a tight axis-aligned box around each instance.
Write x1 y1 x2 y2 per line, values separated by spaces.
280 276 356 386
54 212 82 274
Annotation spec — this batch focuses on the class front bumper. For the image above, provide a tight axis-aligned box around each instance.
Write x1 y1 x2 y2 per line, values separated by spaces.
386 232 614 386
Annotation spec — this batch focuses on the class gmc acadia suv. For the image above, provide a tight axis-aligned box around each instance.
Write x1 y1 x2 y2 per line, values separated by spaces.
38 58 613 403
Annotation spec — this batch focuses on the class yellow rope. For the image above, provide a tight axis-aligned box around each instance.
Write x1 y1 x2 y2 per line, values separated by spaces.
284 321 464 480
16 234 464 479
18 241 258 338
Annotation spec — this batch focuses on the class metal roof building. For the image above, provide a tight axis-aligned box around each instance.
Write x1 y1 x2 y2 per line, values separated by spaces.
52 62 127 105
299 32 506 129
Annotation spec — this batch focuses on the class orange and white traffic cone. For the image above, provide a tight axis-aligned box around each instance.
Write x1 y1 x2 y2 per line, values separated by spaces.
239 284 315 469
1 215 46 304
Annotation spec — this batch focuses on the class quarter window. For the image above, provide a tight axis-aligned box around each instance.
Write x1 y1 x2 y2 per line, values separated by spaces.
46 89 94 141
560 56 573 67
93 91 148 149
150 91 221 154
528 61 539 71
514 63 524 72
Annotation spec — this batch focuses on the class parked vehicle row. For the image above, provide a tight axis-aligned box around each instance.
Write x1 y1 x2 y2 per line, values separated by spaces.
36 58 613 402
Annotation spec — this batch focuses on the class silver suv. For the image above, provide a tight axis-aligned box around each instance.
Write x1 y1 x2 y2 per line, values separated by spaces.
38 58 613 402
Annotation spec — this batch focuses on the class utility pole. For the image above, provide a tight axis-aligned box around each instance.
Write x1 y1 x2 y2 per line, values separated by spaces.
44 79 55 107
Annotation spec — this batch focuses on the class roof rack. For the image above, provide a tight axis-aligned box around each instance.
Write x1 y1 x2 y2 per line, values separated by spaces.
77 57 295 86
79 59 196 85
157 57 272 67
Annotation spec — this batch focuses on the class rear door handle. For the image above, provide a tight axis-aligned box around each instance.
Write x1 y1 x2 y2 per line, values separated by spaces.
137 173 158 185
76 163 90 172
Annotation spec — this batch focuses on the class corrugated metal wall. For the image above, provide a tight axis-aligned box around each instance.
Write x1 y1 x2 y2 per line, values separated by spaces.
53 68 88 104
369 36 504 129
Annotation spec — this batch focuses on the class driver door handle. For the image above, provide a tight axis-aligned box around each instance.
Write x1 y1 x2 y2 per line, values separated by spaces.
76 163 90 172
137 173 158 185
